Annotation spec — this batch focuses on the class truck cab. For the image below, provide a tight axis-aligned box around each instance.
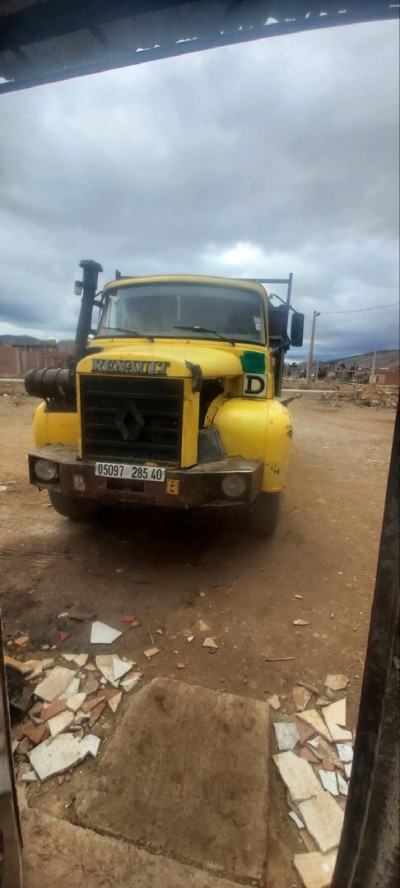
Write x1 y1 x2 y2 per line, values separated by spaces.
25 261 304 535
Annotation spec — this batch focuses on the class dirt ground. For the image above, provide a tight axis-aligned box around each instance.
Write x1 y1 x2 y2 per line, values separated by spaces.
0 382 396 886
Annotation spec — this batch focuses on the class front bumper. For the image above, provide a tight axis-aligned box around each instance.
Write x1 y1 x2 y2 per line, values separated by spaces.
28 446 264 509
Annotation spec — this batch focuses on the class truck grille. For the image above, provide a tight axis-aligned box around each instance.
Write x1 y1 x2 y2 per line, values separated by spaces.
80 375 183 465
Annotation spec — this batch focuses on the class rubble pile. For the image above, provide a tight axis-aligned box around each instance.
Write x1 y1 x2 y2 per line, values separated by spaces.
320 384 398 410
7 648 142 783
270 674 353 888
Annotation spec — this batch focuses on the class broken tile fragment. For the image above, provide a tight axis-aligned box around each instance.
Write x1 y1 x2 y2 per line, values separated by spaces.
90 621 122 644
198 620 210 632
292 685 313 711
176 662 185 669
293 619 310 626
295 716 317 744
294 850 337 888
40 699 67 721
300 747 320 764
35 666 77 703
298 789 344 853
48 710 75 738
267 695 281 711
324 674 349 692
289 810 305 829
62 653 89 668
66 693 87 713
324 721 352 743
108 692 122 713
322 698 347 727
22 722 49 745
112 656 135 681
274 722 300 751
337 773 349 797
89 701 106 727
21 770 38 783
95 655 116 686
29 733 101 781
81 695 106 713
143 647 159 659
82 675 99 696
307 737 342 769
273 751 321 804
59 632 70 642
14 635 29 647
297 709 332 742
202 637 218 650
344 762 352 779
60 677 81 699
319 770 339 797
21 660 44 679
120 672 142 692
336 743 353 763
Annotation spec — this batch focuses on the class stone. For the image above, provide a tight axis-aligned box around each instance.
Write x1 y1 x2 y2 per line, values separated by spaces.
203 637 218 650
274 722 300 751
337 774 349 797
29 733 101 781
74 677 270 883
298 790 344 853
48 710 75 738
198 621 210 632
4 654 32 675
266 695 281 710
294 850 338 888
273 751 321 804
324 674 349 692
35 667 77 703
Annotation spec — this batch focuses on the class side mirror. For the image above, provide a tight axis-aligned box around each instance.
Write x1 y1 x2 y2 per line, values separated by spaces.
290 312 304 347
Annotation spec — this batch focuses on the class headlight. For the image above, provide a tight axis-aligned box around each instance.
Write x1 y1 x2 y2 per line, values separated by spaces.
221 473 246 500
34 459 59 481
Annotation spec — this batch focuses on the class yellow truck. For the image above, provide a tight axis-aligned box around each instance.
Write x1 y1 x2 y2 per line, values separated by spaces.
25 260 304 535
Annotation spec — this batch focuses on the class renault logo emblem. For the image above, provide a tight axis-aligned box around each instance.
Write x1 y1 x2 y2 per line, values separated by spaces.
115 401 145 442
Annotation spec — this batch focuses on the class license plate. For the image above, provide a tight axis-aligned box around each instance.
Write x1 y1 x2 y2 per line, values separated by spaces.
95 462 166 482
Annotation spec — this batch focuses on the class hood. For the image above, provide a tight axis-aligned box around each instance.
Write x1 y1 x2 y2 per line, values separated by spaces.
78 341 245 379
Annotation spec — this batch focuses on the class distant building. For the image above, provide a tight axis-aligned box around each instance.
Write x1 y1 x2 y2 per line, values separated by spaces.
0 340 74 377
375 368 400 386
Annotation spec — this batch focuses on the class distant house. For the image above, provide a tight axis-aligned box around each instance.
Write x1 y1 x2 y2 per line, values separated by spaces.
375 368 400 386
0 340 74 377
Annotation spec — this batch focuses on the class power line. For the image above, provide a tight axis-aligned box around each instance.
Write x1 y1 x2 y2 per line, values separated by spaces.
320 301 399 315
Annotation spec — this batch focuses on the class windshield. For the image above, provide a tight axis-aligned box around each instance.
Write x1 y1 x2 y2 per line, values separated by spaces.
97 282 266 345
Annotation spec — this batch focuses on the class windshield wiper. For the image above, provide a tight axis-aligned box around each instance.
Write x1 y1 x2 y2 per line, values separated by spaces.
173 326 235 344
99 327 154 342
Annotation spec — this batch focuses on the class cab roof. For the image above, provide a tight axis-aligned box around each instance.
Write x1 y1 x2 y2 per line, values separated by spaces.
103 274 267 298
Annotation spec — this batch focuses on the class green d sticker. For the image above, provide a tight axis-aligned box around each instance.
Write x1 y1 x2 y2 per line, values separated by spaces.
240 351 265 374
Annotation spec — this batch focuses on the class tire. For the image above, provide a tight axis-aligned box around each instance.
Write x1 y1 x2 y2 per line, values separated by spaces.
249 491 281 536
48 490 98 521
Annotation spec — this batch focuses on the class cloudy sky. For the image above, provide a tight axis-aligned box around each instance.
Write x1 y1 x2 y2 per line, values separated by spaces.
0 18 398 361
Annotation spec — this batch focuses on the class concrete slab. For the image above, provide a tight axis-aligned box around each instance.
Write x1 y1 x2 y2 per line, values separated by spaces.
21 806 241 888
75 677 270 883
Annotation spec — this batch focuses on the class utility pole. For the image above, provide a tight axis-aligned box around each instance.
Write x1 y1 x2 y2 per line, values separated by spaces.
306 311 320 389
370 350 377 384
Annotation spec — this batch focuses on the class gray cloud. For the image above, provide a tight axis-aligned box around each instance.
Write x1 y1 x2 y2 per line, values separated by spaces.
0 19 398 361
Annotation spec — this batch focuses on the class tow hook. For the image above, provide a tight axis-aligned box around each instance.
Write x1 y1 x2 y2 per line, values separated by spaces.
281 392 302 407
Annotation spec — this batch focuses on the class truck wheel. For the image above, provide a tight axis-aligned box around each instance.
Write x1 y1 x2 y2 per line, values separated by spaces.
48 490 98 521
249 492 281 536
